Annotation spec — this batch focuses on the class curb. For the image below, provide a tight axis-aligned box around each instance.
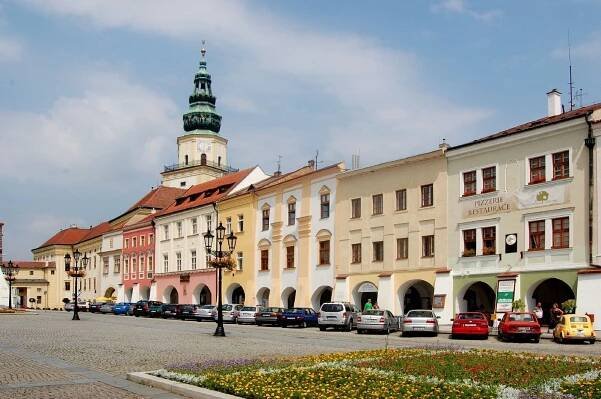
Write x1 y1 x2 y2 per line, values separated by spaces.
127 371 242 399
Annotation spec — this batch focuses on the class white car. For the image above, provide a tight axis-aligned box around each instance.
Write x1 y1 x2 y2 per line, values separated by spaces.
237 306 265 324
193 304 216 321
357 309 401 334
212 304 243 323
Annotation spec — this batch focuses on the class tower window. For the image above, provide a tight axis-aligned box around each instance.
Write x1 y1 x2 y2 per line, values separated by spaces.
218 156 221 166
201 153 207 165
180 181 186 187
185 155 189 165
201 82 206 90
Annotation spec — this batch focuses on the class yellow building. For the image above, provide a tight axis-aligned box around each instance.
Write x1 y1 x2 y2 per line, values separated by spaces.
12 261 56 309
334 148 447 315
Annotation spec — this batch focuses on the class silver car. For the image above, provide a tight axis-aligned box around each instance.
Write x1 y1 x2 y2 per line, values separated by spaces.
318 302 360 331
237 306 264 324
401 309 440 336
194 304 216 321
212 304 243 323
357 309 401 334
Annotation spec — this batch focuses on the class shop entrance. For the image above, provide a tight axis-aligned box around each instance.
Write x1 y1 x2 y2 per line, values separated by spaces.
531 278 575 325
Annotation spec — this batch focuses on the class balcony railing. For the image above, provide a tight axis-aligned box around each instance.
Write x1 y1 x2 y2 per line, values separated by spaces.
163 159 238 173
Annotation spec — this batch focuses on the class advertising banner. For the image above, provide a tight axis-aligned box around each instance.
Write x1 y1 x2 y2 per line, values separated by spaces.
495 279 516 313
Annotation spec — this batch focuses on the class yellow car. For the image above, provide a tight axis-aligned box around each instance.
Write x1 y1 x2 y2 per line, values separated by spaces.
553 314 596 344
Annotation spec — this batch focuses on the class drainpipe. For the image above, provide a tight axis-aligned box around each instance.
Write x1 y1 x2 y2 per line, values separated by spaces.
584 113 596 266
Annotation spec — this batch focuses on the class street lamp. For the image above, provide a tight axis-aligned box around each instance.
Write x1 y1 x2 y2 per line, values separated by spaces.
64 249 88 321
1 260 19 309
204 222 237 337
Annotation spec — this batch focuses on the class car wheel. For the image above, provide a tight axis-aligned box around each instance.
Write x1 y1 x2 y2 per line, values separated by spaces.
282 324 287 328
256 322 262 326
533 336 540 343
301 321 307 328
357 329 363 334
482 335 489 340
450 333 456 339
559 333 564 344
319 326 326 332
590 339 596 345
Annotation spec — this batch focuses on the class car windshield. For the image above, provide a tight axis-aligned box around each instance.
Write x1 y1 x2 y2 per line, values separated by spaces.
407 311 433 318
222 305 233 311
321 304 343 312
363 310 384 316
201 305 214 309
458 313 484 320
241 307 256 311
287 308 305 314
570 316 588 323
265 307 281 312
508 313 533 321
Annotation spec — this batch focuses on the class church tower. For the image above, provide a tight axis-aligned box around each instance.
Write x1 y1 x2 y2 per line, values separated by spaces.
161 45 236 188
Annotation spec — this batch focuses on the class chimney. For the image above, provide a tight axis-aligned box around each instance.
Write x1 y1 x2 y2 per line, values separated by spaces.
273 171 282 177
547 89 562 116
438 138 449 152
308 160 315 169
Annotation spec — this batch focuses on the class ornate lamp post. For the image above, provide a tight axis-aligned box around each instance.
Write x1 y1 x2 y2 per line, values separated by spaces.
64 249 88 321
204 222 237 337
1 260 19 309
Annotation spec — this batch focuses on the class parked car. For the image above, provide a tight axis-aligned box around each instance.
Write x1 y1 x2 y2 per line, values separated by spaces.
401 309 440 337
498 312 541 343
279 308 318 328
193 304 216 321
357 309 401 334
99 303 115 314
451 312 489 340
64 302 74 311
237 306 265 324
149 302 165 317
255 307 285 326
318 302 360 331
212 304 243 323
127 303 136 316
134 300 162 317
553 314 596 344
113 302 131 315
64 301 87 312
177 304 198 320
161 304 179 318
89 302 105 313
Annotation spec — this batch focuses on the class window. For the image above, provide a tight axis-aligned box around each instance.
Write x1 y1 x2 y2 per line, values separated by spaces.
51 270 55 275
288 202 296 226
163 225 169 240
482 227 496 255
260 250 269 271
125 239 129 248
191 250 197 270
529 156 546 184
147 256 153 278
236 252 243 271
552 217 569 248
463 171 477 196
103 257 109 274
321 193 330 219
176 252 182 271
351 243 362 263
553 151 569 180
373 241 384 262
421 184 433 207
93 278 96 292
114 256 120 273
28 270 33 275
124 258 130 276
139 256 145 278
463 229 476 257
206 215 212 231
351 198 361 218
422 235 434 257
163 254 168 273
396 189 407 211
238 214 244 232
286 246 295 268
109 238 113 249
191 218 198 235
132 237 137 247
396 238 408 259
132 257 137 274
319 240 330 265
529 220 545 250
140 235 145 247
177 221 183 238
226 217 232 234
372 194 383 215
482 167 496 192
83 279 87 290
262 208 270 231
149 233 154 244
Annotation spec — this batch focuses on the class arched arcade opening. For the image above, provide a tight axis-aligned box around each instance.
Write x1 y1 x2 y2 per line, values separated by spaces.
257 287 270 307
281 287 296 309
353 281 378 311
530 278 575 324
311 286 333 310
192 284 212 305
398 280 434 315
460 281 495 314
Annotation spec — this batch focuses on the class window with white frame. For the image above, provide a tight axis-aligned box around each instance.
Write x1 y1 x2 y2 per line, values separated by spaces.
238 214 244 232
177 221 183 238
226 217 232 234
461 225 497 257
191 250 197 270
125 238 129 248
124 257 129 278
396 238 408 259
132 237 137 247
103 257 109 274
176 252 182 271
191 217 198 235
140 235 145 247
132 256 137 274
236 252 243 270
147 255 153 278
262 208 270 231
461 166 497 197
206 215 212 231
527 150 571 185
395 189 407 211
163 254 168 273
288 202 296 226
139 255 145 278
114 256 120 273
163 225 169 240
526 213 571 251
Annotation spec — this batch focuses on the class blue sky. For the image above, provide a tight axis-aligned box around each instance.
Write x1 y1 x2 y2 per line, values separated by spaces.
1 0 600 259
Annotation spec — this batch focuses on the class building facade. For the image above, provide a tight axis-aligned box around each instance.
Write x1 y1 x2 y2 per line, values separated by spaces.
12 261 56 308
334 149 448 315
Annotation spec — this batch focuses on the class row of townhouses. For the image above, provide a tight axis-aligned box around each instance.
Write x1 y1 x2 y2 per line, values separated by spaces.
4 52 601 325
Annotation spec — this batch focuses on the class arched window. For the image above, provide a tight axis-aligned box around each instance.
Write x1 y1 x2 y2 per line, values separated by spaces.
185 155 189 165
201 153 207 165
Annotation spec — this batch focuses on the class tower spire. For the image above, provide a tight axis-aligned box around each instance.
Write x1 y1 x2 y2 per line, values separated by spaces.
182 40 222 133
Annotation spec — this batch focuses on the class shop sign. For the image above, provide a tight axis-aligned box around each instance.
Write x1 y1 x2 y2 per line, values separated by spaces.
462 193 514 218
515 184 568 210
495 279 515 313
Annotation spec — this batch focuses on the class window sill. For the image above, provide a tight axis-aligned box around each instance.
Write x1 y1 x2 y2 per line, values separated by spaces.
462 193 477 198
350 261 362 265
458 190 499 201
525 177 573 189
396 257 408 261
394 209 408 213
160 239 170 243
283 267 296 270
317 263 331 267
420 205 434 210
524 247 572 256
173 236 184 241
259 269 270 272
372 260 384 263
187 233 199 237
421 255 435 259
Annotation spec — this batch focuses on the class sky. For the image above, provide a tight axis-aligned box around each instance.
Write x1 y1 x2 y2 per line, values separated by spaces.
1 0 601 259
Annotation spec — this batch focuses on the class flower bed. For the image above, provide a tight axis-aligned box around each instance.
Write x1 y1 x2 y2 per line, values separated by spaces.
156 348 601 399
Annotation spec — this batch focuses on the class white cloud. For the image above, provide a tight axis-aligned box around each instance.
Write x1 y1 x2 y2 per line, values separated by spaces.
0 70 177 184
431 0 502 22
0 35 23 62
25 0 491 165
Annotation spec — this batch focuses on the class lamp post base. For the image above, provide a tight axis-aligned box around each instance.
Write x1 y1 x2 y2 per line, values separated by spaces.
214 325 226 337
72 312 80 321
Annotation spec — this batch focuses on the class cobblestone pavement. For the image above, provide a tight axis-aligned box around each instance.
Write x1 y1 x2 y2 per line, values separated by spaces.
1 311 600 398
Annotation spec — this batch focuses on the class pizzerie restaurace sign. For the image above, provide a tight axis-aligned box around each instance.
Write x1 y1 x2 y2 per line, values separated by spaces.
462 193 514 218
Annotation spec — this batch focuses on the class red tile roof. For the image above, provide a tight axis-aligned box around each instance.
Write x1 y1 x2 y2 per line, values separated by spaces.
77 221 112 244
34 227 90 250
13 261 55 269
451 103 601 151
157 168 254 217
127 186 186 212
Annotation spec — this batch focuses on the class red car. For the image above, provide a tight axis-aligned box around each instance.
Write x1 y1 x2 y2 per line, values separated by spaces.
451 312 489 339
497 312 541 343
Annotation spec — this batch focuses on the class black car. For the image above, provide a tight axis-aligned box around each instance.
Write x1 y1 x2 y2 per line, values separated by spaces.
89 302 105 313
133 300 162 317
177 304 197 320
161 304 179 319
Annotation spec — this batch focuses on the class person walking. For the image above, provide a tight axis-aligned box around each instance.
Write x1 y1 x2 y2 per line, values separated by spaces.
363 298 373 312
533 302 543 321
549 303 563 332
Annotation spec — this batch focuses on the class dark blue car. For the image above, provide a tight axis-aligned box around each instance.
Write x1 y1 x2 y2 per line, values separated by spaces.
279 308 318 328
113 302 132 315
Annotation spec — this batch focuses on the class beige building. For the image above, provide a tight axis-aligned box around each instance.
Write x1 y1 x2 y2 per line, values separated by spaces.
12 261 56 309
334 148 448 315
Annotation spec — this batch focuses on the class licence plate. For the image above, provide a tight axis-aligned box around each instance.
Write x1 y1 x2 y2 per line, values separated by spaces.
577 331 585 337
262 313 270 316
413 327 425 330
518 327 531 332
464 323 476 327
327 316 337 319
287 317 295 320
